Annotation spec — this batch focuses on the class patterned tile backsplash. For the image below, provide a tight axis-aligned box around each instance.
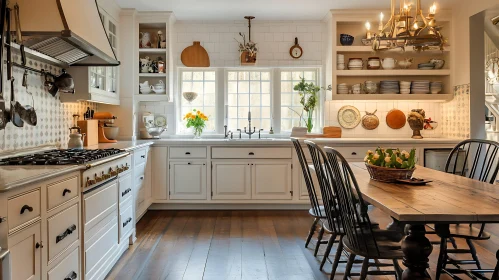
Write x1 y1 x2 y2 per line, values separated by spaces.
325 85 470 139
441 84 470 139
325 100 443 138
0 55 98 152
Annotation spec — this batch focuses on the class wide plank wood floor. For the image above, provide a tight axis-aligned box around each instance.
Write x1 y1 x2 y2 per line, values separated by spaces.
107 209 499 280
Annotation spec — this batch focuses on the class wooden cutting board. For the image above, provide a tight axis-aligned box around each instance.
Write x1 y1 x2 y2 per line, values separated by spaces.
181 41 210 67
303 126 342 138
77 120 98 146
386 109 406 129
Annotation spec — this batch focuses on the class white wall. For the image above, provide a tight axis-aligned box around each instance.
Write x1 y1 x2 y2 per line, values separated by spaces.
172 20 325 67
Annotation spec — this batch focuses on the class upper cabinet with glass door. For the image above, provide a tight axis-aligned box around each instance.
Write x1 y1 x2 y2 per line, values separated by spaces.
63 1 120 105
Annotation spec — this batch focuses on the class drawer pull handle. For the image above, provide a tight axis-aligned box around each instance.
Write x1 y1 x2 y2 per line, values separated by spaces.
123 217 132 228
35 242 43 249
249 152 255 155
141 155 146 158
62 188 72 196
188 162 191 165
351 152 357 155
122 188 132 197
64 271 77 280
20 205 33 214
56 224 77 244
185 152 191 155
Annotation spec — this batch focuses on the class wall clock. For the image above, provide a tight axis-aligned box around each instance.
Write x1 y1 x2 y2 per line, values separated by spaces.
289 37 303 59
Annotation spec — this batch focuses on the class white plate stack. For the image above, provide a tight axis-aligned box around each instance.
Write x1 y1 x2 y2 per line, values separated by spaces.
338 83 349 94
380 80 400 94
411 80 430 94
430 81 443 94
337 54 345 70
399 81 411 94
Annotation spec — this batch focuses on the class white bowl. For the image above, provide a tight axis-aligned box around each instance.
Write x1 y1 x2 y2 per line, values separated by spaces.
103 127 119 140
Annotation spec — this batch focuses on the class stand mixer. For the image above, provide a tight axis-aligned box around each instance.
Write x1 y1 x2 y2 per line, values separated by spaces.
93 112 119 143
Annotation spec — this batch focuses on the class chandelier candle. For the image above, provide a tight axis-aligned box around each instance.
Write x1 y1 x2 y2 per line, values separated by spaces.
379 12 384 32
365 21 372 39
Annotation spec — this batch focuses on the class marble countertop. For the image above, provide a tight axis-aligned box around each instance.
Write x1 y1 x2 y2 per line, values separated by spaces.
147 137 462 146
0 165 83 192
86 140 154 152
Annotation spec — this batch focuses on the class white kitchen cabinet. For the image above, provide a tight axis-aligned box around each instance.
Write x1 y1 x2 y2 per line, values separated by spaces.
134 148 152 222
212 162 251 200
252 162 293 200
9 222 41 280
169 162 207 200
299 167 321 200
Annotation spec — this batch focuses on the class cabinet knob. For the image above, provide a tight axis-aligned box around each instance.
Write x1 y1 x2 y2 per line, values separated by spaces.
62 188 72 196
0 217 6 223
141 155 146 158
20 204 33 214
140 176 144 180
35 242 43 249
249 152 255 155
351 152 357 155
185 152 191 155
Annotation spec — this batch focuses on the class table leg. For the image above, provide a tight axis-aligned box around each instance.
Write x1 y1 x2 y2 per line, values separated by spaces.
401 224 433 280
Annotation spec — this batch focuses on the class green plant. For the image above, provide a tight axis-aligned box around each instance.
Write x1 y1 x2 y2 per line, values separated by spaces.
364 147 417 169
292 78 331 133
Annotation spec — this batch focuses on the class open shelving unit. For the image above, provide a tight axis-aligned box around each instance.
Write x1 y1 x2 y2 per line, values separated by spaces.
135 13 174 102
331 10 453 102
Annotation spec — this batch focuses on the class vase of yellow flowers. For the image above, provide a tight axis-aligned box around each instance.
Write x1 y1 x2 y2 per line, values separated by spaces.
184 109 208 139
364 147 417 182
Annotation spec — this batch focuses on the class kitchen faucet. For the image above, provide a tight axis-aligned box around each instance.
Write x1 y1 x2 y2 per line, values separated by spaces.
223 125 232 139
244 111 256 139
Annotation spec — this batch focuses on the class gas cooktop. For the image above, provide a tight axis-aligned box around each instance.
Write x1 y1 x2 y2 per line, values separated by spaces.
0 148 125 166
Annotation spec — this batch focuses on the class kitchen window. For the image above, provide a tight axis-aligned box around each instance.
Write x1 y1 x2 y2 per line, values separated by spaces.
280 69 319 132
179 70 217 133
226 70 272 131
177 67 321 134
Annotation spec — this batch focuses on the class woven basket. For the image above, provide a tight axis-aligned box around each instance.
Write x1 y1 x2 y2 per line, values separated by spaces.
365 163 415 183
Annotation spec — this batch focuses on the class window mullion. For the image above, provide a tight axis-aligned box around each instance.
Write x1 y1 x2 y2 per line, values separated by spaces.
273 68 281 134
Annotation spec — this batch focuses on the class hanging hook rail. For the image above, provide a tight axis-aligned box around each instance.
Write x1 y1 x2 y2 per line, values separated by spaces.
10 61 56 78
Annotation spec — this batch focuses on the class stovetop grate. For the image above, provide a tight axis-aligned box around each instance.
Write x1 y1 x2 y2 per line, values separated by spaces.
0 148 125 166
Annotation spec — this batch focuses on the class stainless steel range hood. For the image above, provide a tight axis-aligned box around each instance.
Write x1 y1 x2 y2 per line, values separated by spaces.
12 0 119 67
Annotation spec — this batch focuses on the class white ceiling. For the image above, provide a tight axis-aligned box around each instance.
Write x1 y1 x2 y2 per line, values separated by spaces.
115 0 457 21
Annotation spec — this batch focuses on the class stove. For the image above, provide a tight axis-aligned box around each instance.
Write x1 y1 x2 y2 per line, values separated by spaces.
0 148 125 166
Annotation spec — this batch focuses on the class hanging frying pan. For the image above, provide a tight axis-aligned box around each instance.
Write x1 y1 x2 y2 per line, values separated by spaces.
20 70 36 126
0 0 7 130
6 9 23 127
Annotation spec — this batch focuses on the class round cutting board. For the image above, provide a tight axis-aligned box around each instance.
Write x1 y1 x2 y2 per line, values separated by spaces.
338 105 361 129
386 109 406 129
361 111 379 130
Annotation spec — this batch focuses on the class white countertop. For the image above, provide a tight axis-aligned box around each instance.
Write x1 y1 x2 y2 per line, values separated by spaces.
146 137 462 146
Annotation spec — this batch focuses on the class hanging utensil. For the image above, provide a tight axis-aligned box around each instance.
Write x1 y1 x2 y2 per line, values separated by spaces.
13 3 25 66
19 70 36 126
53 69 75 94
0 0 8 130
5 8 23 127
44 73 58 97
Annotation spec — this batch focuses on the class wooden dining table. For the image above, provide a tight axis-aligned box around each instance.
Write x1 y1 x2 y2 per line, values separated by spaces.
320 162 499 279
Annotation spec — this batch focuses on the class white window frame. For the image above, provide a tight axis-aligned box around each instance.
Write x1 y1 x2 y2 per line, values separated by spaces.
176 67 323 135
277 68 322 133
177 68 220 135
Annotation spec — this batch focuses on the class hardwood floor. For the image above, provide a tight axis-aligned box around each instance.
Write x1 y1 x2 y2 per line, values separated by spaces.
107 209 499 280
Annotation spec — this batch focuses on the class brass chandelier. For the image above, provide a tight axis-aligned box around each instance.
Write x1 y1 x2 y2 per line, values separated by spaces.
370 0 445 51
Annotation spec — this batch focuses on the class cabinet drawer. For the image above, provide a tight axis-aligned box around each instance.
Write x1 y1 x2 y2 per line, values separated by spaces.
83 181 118 231
119 202 134 240
331 147 368 160
212 147 292 159
48 246 80 280
8 189 41 231
47 175 79 210
84 215 118 278
119 172 133 205
170 147 207 159
134 148 148 166
48 204 79 261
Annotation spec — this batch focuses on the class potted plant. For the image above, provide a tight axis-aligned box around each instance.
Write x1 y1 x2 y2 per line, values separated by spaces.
235 32 258 65
364 147 417 182
292 78 331 133
184 109 208 139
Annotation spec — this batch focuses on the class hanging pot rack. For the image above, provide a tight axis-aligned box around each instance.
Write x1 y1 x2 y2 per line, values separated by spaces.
9 61 57 78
